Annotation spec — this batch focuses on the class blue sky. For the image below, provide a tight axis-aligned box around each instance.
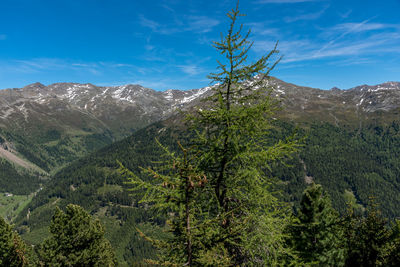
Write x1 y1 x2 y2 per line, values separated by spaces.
0 0 399 90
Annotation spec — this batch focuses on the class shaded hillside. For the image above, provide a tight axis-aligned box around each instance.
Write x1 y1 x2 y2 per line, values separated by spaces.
16 121 184 265
14 117 400 264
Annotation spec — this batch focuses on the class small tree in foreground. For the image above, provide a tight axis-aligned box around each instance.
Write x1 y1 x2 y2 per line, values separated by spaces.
0 216 28 266
344 199 390 267
378 219 400 266
37 204 117 266
120 142 212 266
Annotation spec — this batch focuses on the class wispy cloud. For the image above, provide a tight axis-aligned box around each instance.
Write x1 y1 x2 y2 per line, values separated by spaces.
138 14 219 35
315 17 379 56
330 22 400 33
0 34 6 40
186 16 220 33
1 58 138 76
246 22 280 37
257 0 321 3
284 5 329 23
338 9 352 19
327 57 375 66
250 17 400 66
138 15 180 35
253 28 400 64
178 64 203 76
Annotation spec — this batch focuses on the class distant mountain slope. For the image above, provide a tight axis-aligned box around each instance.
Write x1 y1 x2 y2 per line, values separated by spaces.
16 121 183 265
268 79 400 126
0 82 212 137
0 78 399 190
0 82 212 184
2 77 400 265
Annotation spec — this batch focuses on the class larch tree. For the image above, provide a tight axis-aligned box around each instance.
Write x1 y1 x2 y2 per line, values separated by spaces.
0 216 28 267
120 142 209 266
188 2 300 265
123 2 300 266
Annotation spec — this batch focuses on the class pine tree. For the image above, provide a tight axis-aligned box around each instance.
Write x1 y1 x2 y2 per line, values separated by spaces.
288 183 346 266
123 2 300 265
344 199 389 267
0 216 28 266
37 204 117 266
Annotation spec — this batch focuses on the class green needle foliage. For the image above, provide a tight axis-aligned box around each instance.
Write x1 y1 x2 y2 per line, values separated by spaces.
37 204 117 266
120 141 210 266
343 199 390 267
187 3 300 265
123 2 300 266
288 183 346 266
0 217 28 266
378 220 400 266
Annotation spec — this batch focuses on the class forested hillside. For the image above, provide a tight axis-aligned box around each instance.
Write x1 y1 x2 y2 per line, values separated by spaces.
10 117 400 264
1 1 399 265
16 122 183 264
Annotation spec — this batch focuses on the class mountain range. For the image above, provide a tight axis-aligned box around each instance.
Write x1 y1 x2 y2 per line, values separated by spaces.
1 78 399 175
1 77 400 265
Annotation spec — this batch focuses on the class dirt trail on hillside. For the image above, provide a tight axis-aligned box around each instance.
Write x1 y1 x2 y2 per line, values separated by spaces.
0 146 39 171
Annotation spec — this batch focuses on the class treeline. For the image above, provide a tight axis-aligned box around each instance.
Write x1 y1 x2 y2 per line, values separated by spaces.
287 183 400 266
4 183 400 266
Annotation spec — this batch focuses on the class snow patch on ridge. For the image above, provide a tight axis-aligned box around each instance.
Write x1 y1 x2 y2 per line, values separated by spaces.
164 90 174 101
181 86 211 104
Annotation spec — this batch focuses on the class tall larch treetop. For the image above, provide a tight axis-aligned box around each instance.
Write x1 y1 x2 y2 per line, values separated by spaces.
123 2 300 266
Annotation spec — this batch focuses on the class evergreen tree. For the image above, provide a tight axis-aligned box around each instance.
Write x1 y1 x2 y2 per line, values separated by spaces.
288 183 345 266
344 199 389 267
0 216 28 266
121 142 211 266
123 2 300 266
378 220 400 266
37 204 117 266
188 3 300 265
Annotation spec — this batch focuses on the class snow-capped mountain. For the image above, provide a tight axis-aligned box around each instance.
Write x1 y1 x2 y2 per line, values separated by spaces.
0 82 214 172
0 82 212 129
263 78 400 126
0 78 399 173
2 78 400 134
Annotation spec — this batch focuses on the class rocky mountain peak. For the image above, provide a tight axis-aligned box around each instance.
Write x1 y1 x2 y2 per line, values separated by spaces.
0 78 399 134
23 82 46 90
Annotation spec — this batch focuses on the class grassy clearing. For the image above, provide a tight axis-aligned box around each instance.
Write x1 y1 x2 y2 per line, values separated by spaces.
0 193 33 222
97 184 123 195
